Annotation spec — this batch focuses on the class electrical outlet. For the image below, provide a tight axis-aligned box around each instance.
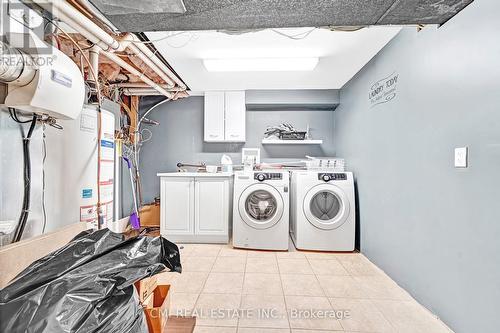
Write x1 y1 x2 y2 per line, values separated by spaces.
454 147 468 168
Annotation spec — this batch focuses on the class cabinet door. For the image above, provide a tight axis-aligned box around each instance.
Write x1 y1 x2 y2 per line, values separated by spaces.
160 177 194 236
194 178 228 236
224 91 246 142
204 91 225 142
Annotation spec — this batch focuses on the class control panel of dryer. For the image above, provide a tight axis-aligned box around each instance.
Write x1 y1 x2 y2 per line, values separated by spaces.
255 173 283 181
318 173 347 182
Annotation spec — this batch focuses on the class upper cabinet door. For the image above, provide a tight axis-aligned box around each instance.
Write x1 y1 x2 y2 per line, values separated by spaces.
204 91 225 142
224 91 246 142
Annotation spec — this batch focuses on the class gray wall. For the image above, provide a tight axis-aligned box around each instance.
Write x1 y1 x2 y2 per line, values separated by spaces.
137 95 336 204
334 0 500 332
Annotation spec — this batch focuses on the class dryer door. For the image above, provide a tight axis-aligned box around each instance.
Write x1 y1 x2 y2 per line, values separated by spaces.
303 184 350 230
239 183 284 230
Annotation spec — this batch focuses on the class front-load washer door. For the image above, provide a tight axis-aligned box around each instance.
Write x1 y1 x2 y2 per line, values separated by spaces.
303 184 350 230
239 183 284 230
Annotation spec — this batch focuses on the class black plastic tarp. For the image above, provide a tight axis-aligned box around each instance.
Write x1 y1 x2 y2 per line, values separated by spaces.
0 228 182 333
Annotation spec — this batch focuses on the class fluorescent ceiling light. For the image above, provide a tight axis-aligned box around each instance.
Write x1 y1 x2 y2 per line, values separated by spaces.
203 57 319 72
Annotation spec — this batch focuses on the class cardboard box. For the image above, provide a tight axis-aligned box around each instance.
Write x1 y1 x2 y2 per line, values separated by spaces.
135 275 158 303
143 291 155 309
144 285 171 333
140 203 160 227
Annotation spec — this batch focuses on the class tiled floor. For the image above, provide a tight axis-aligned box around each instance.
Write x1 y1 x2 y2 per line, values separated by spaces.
157 243 453 333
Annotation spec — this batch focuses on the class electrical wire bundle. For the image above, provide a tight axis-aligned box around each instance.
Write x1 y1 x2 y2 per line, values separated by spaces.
9 109 38 243
8 108 63 243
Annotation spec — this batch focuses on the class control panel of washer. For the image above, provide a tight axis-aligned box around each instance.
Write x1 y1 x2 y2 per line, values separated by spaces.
255 173 283 181
318 173 347 182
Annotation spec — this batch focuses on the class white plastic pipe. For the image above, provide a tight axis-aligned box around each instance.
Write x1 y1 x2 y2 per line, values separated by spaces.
127 44 175 88
49 8 109 50
122 39 175 88
114 82 184 90
122 34 186 89
122 88 164 96
33 0 120 51
88 45 100 84
134 43 186 90
32 0 184 97
101 51 172 98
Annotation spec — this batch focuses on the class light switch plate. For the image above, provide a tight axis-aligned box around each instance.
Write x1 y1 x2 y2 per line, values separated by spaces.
454 147 468 168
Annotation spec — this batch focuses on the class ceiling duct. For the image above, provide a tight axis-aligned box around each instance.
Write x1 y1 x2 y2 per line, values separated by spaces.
90 0 474 33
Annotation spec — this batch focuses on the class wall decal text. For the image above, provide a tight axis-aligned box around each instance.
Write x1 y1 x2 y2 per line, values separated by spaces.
369 72 399 108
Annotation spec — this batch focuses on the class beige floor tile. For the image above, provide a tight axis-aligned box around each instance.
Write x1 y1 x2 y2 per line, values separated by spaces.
156 271 179 285
167 245 449 333
316 275 369 298
194 293 241 327
246 257 279 274
281 274 324 296
169 292 199 317
178 244 195 257
373 300 452 333
308 259 349 276
246 250 278 258
337 254 382 276
353 276 412 300
190 244 222 257
212 256 247 273
194 326 237 333
182 256 217 272
330 298 395 332
291 329 338 333
285 296 343 331
239 294 289 329
338 255 383 276
239 328 290 333
303 251 344 259
170 272 209 294
243 273 283 296
278 259 314 275
276 250 306 259
203 272 244 294
219 247 249 257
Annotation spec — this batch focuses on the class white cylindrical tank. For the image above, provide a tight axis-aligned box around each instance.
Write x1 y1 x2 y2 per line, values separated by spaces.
59 104 115 229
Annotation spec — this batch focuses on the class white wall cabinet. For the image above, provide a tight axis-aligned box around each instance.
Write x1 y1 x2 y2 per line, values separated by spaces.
159 173 232 243
204 91 225 142
204 91 246 142
224 91 246 142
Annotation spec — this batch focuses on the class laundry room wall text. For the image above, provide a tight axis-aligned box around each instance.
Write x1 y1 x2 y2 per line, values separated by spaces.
369 71 399 108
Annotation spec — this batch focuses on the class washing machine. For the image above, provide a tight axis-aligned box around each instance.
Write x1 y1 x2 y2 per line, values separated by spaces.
290 171 355 251
233 171 289 251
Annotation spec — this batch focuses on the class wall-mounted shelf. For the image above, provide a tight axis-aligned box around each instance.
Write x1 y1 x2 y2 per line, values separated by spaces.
261 139 323 145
